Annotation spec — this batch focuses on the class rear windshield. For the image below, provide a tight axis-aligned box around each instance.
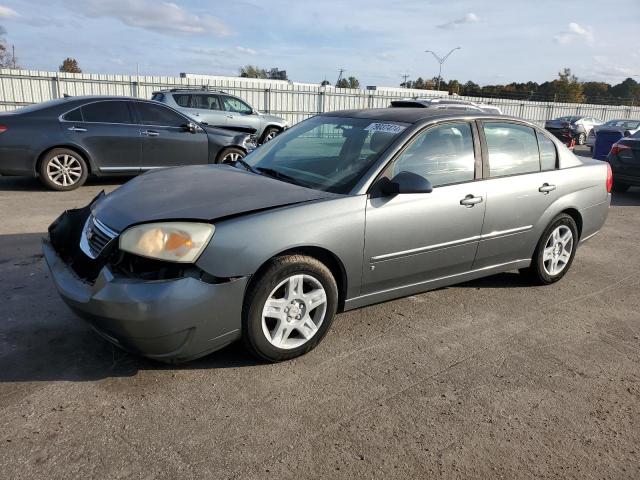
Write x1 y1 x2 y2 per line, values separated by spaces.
604 120 640 129
555 116 580 123
13 98 70 114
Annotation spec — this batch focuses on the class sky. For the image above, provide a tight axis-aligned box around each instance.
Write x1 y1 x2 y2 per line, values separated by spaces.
1 0 639 87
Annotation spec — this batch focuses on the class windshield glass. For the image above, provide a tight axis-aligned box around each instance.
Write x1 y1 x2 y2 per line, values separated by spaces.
604 119 640 129
243 115 409 194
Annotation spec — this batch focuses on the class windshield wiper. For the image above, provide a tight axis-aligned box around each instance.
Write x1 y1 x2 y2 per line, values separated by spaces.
231 158 259 174
256 167 310 188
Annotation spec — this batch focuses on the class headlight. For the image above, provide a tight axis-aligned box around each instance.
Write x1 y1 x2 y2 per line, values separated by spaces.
244 135 258 152
119 222 215 263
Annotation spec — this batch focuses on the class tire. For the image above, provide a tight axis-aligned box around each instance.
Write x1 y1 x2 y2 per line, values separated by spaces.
242 255 338 362
38 148 88 191
577 132 586 145
521 213 578 285
612 181 630 193
216 147 246 164
260 127 280 144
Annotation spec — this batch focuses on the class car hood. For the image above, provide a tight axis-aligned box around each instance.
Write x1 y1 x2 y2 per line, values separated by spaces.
258 112 288 125
92 165 338 232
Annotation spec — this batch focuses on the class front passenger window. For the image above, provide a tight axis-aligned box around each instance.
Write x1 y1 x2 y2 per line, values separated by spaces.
391 122 476 187
483 122 541 177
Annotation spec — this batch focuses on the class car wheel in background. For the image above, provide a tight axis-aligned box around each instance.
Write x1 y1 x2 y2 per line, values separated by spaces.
242 255 338 362
216 147 246 164
521 213 578 285
611 181 630 193
261 127 280 144
577 132 586 145
38 148 88 191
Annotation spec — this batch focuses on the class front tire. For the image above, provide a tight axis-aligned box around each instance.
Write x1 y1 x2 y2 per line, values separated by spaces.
260 127 280 144
577 132 586 145
216 147 246 164
242 255 338 362
521 214 578 285
38 148 88 191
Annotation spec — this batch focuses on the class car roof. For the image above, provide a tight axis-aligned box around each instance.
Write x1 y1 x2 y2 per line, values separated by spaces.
323 108 498 124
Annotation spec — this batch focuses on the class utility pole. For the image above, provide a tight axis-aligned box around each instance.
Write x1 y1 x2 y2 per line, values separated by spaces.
336 68 345 86
401 74 410 88
425 47 460 91
12 45 15 69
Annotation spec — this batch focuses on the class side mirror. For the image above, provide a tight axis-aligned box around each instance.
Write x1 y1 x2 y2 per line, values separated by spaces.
623 130 631 137
183 122 198 134
376 171 433 196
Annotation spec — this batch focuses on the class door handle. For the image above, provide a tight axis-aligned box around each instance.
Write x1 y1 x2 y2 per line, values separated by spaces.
539 183 556 194
460 194 483 207
67 126 87 132
141 130 159 137
226 114 234 119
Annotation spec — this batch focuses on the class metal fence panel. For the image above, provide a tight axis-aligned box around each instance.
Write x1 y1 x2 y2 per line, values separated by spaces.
2 69 640 126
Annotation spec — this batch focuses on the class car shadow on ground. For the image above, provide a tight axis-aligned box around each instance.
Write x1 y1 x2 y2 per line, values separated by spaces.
0 232 261 383
0 175 131 192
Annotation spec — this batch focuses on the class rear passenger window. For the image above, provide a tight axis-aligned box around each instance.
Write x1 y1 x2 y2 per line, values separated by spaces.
82 101 132 124
483 122 540 177
190 94 221 110
537 132 557 170
392 122 476 187
173 94 190 108
62 108 82 122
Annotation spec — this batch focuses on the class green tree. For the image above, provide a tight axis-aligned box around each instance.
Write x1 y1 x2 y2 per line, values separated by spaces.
0 26 18 68
59 58 81 73
320 79 331 86
553 68 584 103
448 79 460 95
239 65 267 79
609 78 639 102
582 82 611 103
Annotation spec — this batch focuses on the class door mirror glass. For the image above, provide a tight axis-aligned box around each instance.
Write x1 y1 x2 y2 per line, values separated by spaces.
378 171 433 196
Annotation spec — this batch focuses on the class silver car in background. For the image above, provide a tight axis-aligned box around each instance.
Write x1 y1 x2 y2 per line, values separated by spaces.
152 88 288 144
586 118 640 150
43 108 611 364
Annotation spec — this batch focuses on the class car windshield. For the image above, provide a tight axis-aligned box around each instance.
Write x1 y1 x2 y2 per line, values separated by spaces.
555 116 580 123
604 119 640 129
243 115 409 194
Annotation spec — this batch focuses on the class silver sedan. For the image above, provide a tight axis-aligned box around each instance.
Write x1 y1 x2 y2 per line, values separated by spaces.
43 109 611 363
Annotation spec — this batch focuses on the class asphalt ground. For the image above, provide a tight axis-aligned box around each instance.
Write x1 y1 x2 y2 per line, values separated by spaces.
1 146 639 479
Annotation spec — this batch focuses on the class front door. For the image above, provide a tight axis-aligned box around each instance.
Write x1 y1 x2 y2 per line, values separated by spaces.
133 101 209 169
362 121 486 295
220 95 261 133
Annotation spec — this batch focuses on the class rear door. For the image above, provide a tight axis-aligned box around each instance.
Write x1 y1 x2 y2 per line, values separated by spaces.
133 101 208 169
362 121 486 295
62 100 141 172
473 121 561 269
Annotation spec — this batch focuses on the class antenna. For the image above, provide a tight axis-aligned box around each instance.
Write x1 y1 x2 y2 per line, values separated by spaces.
401 74 410 87
336 68 345 85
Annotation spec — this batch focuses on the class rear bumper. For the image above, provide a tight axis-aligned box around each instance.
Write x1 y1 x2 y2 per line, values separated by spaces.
43 237 247 363
607 156 640 186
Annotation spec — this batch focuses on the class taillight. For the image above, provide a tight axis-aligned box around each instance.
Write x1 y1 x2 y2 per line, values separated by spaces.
0 125 7 133
606 163 613 193
610 143 630 155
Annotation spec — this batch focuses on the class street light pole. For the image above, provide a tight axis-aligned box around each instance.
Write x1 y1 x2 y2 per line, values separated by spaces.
425 47 461 91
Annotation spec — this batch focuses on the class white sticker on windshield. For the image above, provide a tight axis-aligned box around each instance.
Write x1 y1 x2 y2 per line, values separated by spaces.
365 123 406 134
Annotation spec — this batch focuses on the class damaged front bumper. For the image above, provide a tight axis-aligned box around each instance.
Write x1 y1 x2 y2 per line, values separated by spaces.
42 197 247 363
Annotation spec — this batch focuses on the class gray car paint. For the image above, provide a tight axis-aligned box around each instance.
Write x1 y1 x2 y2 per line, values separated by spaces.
44 108 611 362
0 96 251 178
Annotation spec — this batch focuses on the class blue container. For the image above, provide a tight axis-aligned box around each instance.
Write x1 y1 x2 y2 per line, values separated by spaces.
593 130 623 160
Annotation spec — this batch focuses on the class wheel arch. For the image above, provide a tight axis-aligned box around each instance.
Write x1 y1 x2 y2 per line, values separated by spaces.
560 207 583 240
260 125 284 142
247 246 348 312
35 145 94 176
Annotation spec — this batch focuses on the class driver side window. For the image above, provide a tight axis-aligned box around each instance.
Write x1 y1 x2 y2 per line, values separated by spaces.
222 96 252 114
391 122 476 187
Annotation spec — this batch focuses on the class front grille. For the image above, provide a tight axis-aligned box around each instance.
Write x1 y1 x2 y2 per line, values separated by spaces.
80 216 118 259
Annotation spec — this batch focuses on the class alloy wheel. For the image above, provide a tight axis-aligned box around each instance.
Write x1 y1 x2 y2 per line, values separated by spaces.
46 154 83 187
222 151 242 163
261 274 328 350
542 225 573 276
264 130 278 142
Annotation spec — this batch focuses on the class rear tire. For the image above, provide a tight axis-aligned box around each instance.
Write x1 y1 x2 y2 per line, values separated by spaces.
521 214 578 285
216 147 246 164
38 148 88 191
242 255 338 362
612 181 630 193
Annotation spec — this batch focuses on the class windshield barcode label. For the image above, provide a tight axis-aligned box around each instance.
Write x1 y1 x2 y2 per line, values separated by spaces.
365 123 406 134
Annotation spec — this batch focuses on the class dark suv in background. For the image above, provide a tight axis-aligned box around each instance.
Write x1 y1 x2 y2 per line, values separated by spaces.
152 88 288 144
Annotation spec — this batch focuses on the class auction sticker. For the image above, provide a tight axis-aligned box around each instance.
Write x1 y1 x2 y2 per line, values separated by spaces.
365 123 406 134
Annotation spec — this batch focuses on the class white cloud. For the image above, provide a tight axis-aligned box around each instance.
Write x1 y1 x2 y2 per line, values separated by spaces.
76 0 230 37
554 22 594 45
0 5 18 19
186 46 257 57
436 13 479 30
235 46 257 55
